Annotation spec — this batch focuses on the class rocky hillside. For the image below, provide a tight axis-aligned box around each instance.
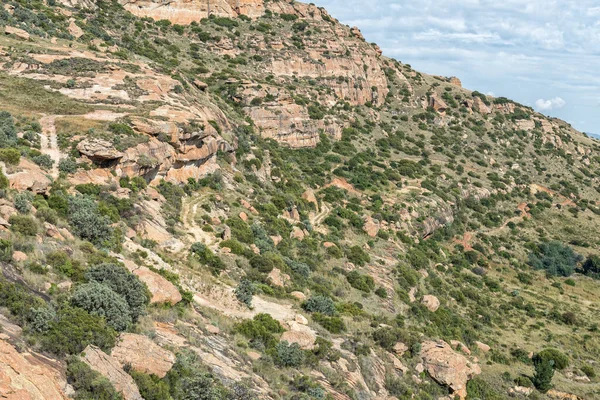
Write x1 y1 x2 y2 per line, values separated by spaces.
0 1 599 399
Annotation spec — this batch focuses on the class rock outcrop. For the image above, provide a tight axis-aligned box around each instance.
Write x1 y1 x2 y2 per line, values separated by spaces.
111 333 176 378
81 345 143 400
0 339 68 399
420 340 481 399
122 260 182 305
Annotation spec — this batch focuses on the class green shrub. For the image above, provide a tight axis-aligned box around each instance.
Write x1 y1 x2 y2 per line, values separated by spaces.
346 271 375 293
67 356 121 400
86 263 149 322
0 239 12 262
236 313 283 349
0 111 17 148
312 313 345 333
128 369 171 400
466 377 502 399
303 295 336 316
68 196 113 246
190 242 225 275
535 348 569 370
32 154 54 169
70 282 132 331
234 278 254 308
8 215 38 236
528 241 582 277
582 255 600 278
249 251 285 273
0 148 20 165
581 364 596 378
58 158 78 174
219 239 245 255
40 305 117 356
346 245 370 266
372 327 402 350
272 340 305 367
514 376 533 387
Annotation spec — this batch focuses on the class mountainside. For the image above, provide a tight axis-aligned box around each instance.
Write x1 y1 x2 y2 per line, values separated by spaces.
0 1 600 399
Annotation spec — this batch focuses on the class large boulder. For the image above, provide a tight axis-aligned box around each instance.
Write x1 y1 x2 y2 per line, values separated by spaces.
421 295 440 312
80 345 142 400
0 339 68 399
420 340 481 399
77 138 124 162
111 333 176 378
7 159 51 194
122 260 182 305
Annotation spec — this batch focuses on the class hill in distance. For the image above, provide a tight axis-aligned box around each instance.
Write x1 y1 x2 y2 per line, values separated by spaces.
0 1 599 399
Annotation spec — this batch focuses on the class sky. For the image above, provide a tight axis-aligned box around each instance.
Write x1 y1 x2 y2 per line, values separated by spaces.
312 0 600 134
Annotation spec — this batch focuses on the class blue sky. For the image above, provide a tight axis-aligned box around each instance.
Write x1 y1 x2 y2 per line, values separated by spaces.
313 0 600 134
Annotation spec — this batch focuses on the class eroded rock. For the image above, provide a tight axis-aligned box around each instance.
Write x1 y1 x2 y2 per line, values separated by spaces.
111 333 176 378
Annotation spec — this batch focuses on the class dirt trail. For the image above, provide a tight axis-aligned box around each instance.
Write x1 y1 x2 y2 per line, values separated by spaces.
39 115 61 179
181 193 220 250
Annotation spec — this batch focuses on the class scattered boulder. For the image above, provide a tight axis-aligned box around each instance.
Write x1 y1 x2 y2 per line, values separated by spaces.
420 340 481 400
81 345 143 400
474 341 490 353
363 216 380 237
281 322 316 350
421 295 440 312
111 333 176 378
221 225 231 240
267 268 290 288
11 251 28 262
393 342 409 357
239 211 248 222
205 324 220 335
290 291 306 301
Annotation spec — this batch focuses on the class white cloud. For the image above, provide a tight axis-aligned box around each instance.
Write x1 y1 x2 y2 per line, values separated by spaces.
313 0 600 132
535 97 566 111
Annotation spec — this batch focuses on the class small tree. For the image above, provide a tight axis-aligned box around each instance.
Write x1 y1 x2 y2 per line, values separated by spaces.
582 255 600 277
532 355 554 393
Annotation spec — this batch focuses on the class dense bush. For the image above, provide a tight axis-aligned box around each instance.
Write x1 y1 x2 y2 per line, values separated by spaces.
234 278 254 308
128 370 171 400
272 340 305 367
582 255 600 278
346 245 370 266
68 196 113 246
0 148 20 165
0 111 17 148
67 357 121 400
303 295 336 316
70 282 132 331
86 263 149 322
40 305 117 356
532 354 555 393
535 348 569 370
236 313 283 349
528 241 582 277
8 215 38 236
312 313 346 333
346 271 375 293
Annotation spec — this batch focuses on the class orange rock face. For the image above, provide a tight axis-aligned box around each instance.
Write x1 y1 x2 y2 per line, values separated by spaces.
420 340 481 399
0 339 68 399
111 333 176 378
